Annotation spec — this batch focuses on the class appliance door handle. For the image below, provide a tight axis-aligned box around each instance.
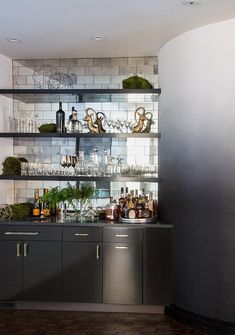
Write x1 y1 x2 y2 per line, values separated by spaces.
4 232 39 236
115 246 128 250
115 234 128 237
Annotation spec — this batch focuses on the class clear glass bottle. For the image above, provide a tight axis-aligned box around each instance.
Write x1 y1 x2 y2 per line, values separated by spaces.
67 107 82 133
75 151 87 176
105 197 118 221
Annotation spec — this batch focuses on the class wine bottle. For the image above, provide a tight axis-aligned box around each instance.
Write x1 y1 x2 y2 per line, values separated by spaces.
42 188 50 217
33 188 40 217
56 102 65 133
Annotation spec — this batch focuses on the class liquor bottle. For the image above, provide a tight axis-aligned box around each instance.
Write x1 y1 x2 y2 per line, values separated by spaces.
148 192 154 218
56 102 65 133
105 197 118 221
136 196 143 218
118 187 125 218
126 191 138 219
42 188 50 217
67 107 82 133
33 188 40 217
142 195 151 218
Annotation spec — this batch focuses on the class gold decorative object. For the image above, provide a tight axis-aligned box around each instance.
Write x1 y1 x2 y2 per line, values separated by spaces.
0 204 13 221
83 108 99 133
141 112 154 133
95 112 106 133
83 108 106 133
131 107 154 133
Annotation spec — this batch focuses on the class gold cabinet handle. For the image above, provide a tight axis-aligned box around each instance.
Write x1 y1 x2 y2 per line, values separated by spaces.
115 246 128 250
16 243 21 257
96 245 100 259
23 243 28 257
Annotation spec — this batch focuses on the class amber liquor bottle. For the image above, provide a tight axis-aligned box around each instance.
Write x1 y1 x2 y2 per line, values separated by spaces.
33 188 40 217
126 192 138 219
105 197 118 221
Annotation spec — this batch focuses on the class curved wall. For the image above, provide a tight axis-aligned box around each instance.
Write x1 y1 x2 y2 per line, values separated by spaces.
158 19 235 322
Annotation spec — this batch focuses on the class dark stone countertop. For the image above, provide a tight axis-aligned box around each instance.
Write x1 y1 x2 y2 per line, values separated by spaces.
0 217 173 228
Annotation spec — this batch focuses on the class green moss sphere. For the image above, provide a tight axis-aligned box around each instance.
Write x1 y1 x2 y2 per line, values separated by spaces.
122 76 153 89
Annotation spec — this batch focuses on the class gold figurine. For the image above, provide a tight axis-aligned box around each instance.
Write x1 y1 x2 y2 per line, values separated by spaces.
83 108 106 133
131 107 153 133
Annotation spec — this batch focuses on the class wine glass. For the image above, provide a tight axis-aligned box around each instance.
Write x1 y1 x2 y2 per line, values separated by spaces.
60 155 67 175
124 120 131 133
106 119 112 133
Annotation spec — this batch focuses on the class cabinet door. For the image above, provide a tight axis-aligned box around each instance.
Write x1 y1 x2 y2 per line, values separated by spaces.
143 228 171 305
0 241 22 300
63 242 102 303
23 241 62 301
103 242 142 304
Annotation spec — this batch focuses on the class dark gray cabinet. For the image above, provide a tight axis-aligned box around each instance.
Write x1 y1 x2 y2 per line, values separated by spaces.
0 241 22 300
143 227 171 305
62 226 102 303
23 241 61 301
0 224 171 305
0 225 62 302
103 227 142 305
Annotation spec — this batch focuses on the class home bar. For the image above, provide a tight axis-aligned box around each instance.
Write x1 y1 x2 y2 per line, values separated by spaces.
1 7 235 335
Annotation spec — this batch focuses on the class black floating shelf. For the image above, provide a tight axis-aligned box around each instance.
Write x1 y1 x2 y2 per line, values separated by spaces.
0 88 161 95
0 132 160 139
0 175 159 183
0 88 160 103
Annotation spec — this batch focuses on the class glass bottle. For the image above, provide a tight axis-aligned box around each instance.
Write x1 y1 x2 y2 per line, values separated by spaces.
75 151 87 176
33 188 40 217
42 188 50 217
67 107 82 133
56 102 65 133
105 197 118 221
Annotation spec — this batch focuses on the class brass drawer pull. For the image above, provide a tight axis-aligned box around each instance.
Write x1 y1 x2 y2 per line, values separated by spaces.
16 243 21 257
115 234 128 238
115 246 128 250
4 232 39 236
23 243 28 257
96 245 100 259
74 233 88 237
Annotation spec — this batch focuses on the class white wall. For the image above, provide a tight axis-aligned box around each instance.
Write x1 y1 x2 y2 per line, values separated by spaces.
158 18 235 322
0 53 13 204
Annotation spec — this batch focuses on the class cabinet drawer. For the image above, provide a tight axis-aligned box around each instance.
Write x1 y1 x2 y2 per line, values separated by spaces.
0 225 62 241
103 226 142 243
63 226 102 242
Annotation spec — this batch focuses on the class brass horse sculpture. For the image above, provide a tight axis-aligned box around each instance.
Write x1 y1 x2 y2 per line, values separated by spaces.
131 107 153 133
83 108 106 133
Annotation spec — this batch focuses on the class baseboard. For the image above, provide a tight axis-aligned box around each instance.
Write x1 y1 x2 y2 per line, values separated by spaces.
11 301 164 314
165 303 235 335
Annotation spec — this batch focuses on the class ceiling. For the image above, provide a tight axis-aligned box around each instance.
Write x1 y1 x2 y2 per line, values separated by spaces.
0 0 235 59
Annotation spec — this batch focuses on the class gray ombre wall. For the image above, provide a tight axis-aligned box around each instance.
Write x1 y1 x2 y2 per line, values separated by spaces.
158 18 235 322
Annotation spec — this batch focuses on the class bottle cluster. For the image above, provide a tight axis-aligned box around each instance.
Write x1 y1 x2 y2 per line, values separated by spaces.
105 187 157 221
56 102 82 134
33 188 50 217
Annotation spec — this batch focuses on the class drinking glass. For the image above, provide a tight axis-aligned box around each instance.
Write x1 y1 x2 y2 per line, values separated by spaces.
60 155 67 175
20 162 28 176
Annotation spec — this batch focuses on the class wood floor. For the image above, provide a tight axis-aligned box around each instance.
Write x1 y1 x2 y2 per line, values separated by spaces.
0 309 207 335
